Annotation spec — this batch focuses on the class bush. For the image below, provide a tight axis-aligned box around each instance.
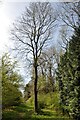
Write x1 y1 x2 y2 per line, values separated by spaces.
38 101 46 109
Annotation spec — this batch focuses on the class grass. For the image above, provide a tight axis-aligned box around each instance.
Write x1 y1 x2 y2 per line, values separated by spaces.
2 92 72 120
2 104 72 120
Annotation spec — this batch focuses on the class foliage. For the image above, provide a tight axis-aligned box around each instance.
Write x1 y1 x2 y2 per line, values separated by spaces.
26 91 60 112
38 75 48 93
24 81 33 101
1 53 23 108
57 26 80 119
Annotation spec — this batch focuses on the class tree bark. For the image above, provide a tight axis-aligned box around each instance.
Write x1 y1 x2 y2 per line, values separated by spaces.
34 64 38 113
34 42 38 113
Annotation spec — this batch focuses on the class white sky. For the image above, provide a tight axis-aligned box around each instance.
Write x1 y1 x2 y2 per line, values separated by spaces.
0 2 9 55
0 2 27 56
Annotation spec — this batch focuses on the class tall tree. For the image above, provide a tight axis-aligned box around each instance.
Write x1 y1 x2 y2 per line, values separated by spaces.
57 25 80 119
11 2 56 112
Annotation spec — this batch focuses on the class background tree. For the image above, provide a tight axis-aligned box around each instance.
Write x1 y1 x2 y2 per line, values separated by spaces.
38 47 58 92
58 2 80 30
57 2 80 52
11 2 57 113
1 53 23 108
24 80 33 101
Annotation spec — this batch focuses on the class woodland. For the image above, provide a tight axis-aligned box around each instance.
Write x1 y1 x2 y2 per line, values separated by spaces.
1 2 80 120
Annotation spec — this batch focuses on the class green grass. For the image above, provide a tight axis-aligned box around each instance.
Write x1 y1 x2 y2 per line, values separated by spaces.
2 104 32 120
2 104 72 120
2 92 72 120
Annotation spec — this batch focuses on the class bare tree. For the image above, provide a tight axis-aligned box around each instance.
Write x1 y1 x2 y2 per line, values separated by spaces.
58 2 80 30
38 47 59 92
56 2 80 52
11 2 56 113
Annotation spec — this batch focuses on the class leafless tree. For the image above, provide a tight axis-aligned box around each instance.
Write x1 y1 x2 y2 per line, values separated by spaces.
38 47 59 92
58 2 80 30
11 2 57 113
56 2 80 52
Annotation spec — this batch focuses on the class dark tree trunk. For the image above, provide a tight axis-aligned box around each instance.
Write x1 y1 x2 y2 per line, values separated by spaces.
34 42 38 113
49 65 54 92
34 64 38 113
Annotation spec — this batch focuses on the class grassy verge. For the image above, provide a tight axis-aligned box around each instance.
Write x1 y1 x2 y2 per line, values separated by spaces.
2 103 72 120
2 92 72 120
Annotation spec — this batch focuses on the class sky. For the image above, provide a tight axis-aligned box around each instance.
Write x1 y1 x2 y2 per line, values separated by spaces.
0 2 27 56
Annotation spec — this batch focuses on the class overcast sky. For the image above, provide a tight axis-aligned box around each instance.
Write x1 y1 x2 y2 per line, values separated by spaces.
0 2 28 56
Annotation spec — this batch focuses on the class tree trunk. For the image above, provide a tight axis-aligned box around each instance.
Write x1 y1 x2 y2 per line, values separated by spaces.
34 64 38 113
34 42 38 113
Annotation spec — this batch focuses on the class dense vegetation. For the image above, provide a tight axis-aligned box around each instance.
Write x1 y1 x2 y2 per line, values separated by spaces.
1 54 23 108
57 26 80 119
